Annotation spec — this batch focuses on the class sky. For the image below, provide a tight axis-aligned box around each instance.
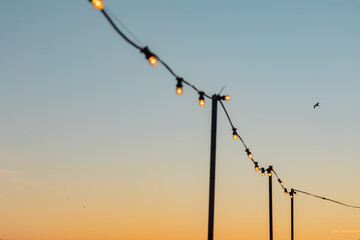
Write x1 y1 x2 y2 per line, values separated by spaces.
0 0 360 239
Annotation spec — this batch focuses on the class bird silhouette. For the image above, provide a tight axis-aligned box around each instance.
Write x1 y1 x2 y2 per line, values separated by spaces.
314 102 320 109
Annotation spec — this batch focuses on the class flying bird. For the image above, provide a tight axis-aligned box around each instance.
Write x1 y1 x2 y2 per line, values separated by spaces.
313 102 320 109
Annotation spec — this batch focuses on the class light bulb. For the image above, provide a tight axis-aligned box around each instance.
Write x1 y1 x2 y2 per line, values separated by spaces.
280 181 284 186
148 56 158 66
199 92 205 107
261 168 265 176
176 78 183 95
245 149 253 159
141 47 157 66
290 194 293 199
176 87 183 95
255 162 259 171
232 128 238 140
321 198 325 202
225 95 231 101
284 189 288 195
91 0 104 10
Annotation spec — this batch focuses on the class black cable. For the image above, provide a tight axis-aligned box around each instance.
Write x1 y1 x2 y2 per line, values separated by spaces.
100 9 142 50
106 8 144 47
219 101 248 149
294 189 360 209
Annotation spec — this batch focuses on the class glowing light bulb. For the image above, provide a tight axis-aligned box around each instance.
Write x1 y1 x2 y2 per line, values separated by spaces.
245 149 253 159
280 181 284 186
91 0 104 10
268 172 272 177
255 162 259 171
199 92 205 107
148 56 158 66
284 189 288 195
225 95 231 101
295 192 298 196
290 194 293 199
176 78 183 95
261 168 265 176
141 47 157 66
176 87 183 95
321 198 325 202
232 128 238 140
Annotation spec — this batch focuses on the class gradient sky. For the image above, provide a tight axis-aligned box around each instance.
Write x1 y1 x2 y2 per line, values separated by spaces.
1 1 360 240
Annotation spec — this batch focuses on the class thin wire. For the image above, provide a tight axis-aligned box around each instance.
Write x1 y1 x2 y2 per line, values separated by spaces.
294 189 360 209
100 9 142 50
157 58 179 78
219 100 248 149
106 8 144 47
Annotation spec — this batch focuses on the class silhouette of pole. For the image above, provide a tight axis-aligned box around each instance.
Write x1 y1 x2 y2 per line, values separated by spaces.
208 94 219 240
267 166 273 240
290 189 295 240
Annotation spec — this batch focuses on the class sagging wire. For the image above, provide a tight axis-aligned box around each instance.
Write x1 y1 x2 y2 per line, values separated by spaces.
89 0 360 210
89 0 213 106
293 189 360 208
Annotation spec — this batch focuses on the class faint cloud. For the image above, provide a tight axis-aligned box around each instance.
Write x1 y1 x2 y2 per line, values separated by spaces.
0 170 18 175
0 169 35 187
332 230 360 233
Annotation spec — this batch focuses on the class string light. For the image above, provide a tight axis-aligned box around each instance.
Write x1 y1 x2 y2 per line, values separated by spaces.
90 0 104 10
176 77 183 95
232 128 238 140
254 162 259 171
141 47 158 66
267 166 273 177
245 148 253 160
199 92 205 106
90 3 360 212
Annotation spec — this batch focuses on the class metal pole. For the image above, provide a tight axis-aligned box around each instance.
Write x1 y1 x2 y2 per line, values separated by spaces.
268 166 273 240
291 189 294 240
208 95 218 240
